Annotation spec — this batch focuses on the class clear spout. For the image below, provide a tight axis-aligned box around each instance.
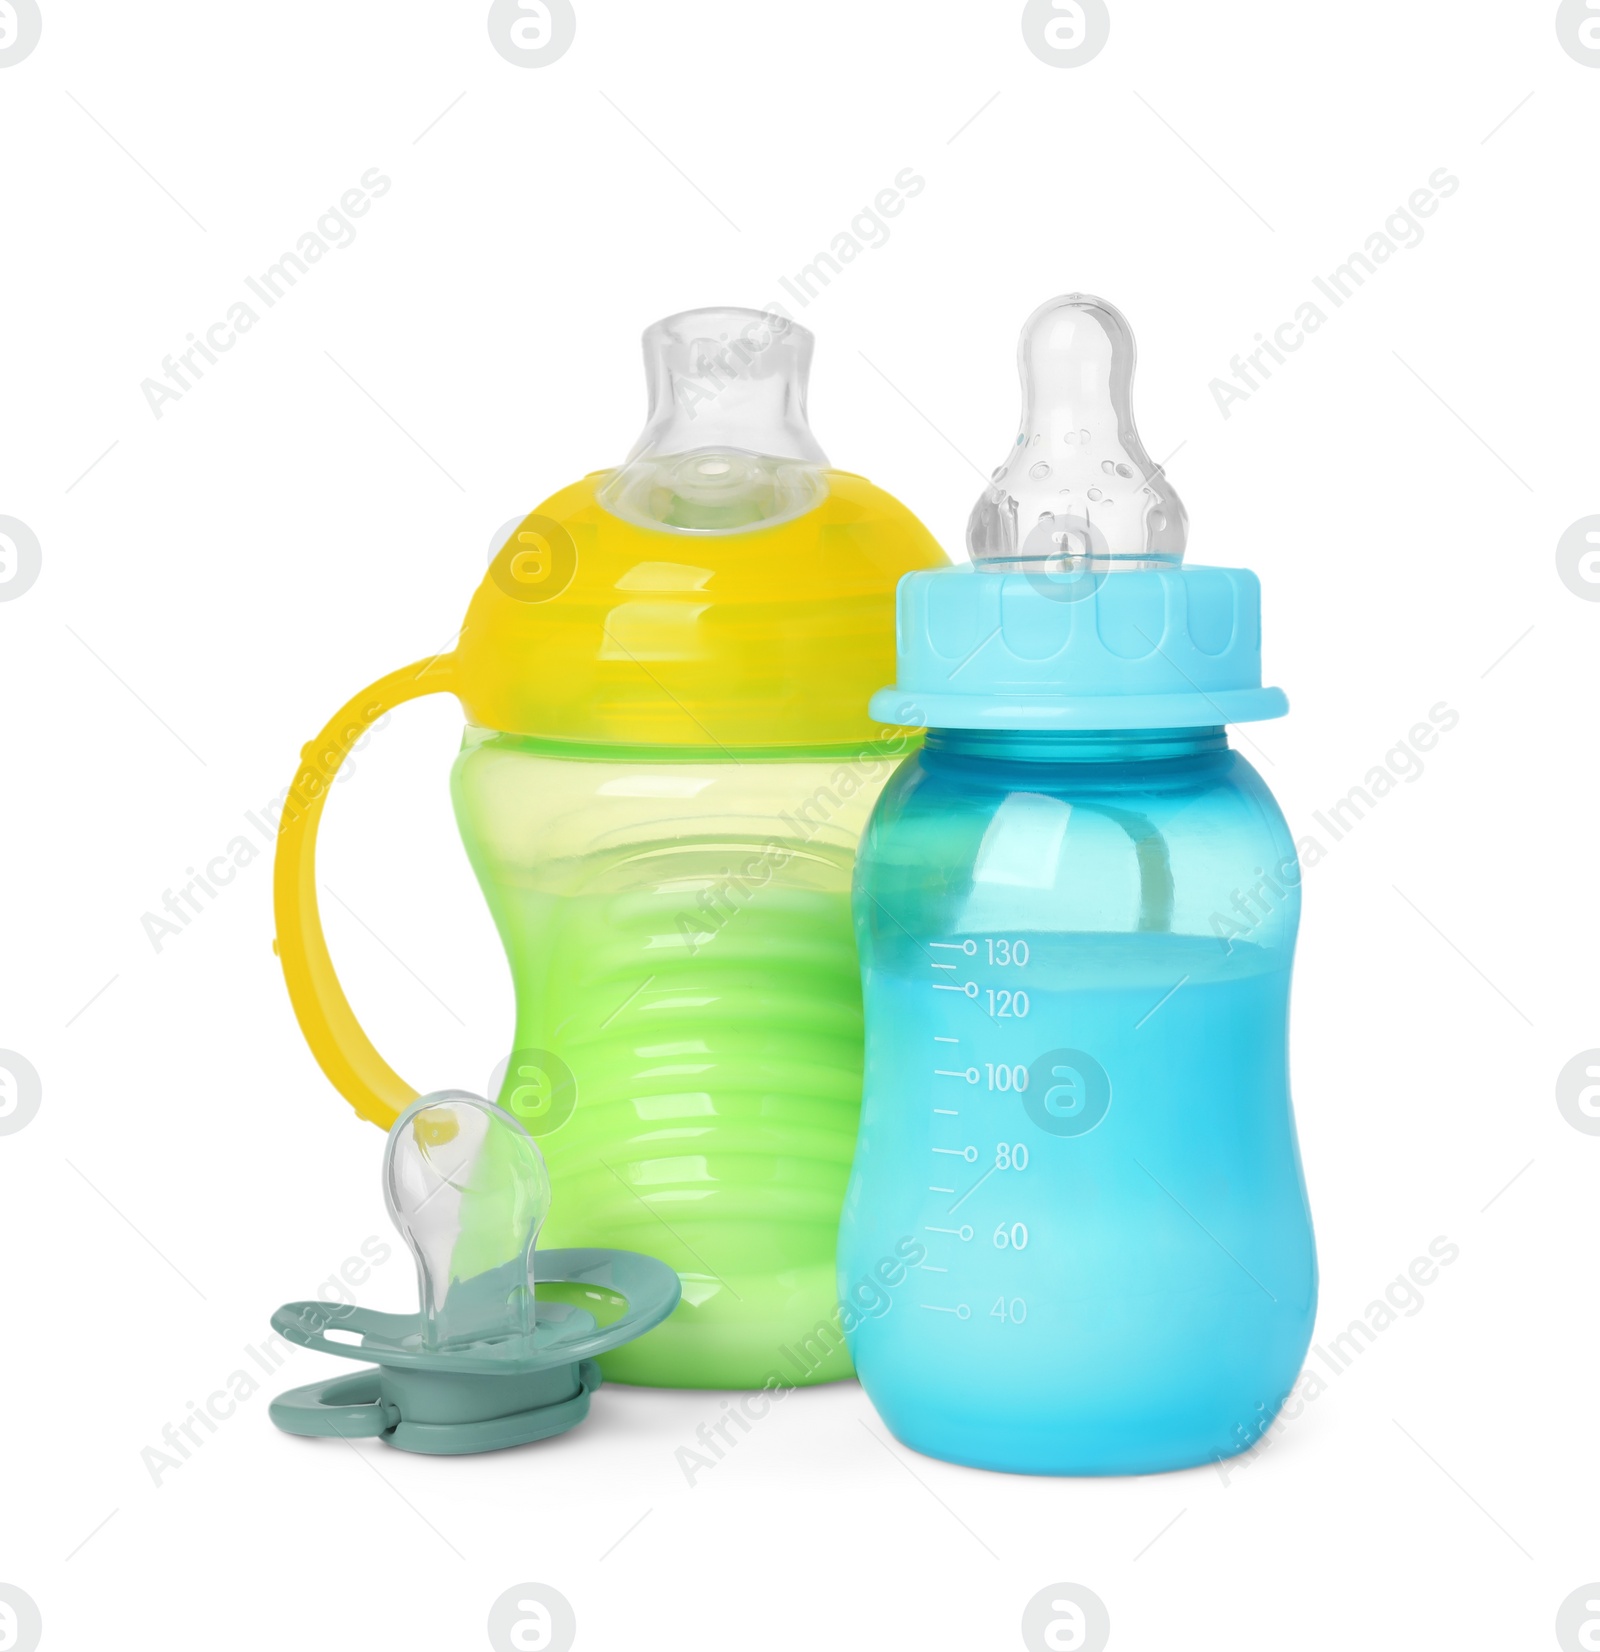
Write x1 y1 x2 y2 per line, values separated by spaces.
967 294 1186 570
599 306 830 534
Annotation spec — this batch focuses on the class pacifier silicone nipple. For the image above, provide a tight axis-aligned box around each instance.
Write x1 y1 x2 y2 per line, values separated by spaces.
384 1092 551 1350
599 306 830 533
267 1090 680 1454
968 294 1187 569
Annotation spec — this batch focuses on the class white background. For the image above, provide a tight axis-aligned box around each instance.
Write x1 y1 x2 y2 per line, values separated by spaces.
3 2 1597 1648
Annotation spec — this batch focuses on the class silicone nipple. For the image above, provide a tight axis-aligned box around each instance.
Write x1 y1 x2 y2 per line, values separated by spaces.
383 1092 552 1350
968 294 1186 569
598 306 830 533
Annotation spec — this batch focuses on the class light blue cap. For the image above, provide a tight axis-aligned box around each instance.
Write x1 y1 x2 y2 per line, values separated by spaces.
870 565 1287 732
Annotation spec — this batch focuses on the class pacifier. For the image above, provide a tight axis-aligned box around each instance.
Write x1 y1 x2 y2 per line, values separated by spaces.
268 1092 681 1455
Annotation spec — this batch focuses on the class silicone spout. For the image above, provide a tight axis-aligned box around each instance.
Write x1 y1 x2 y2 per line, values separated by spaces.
967 294 1187 569
598 306 830 533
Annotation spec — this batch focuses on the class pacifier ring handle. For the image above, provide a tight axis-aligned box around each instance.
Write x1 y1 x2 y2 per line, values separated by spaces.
268 1372 399 1441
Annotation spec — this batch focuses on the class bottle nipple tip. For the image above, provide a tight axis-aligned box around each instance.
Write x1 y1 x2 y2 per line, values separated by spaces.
967 295 1187 569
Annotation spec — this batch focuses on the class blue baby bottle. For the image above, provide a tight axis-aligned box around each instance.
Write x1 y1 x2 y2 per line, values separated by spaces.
837 295 1316 1475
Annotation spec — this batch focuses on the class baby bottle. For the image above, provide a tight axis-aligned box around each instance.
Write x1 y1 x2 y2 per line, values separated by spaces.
274 307 946 1388
837 296 1316 1473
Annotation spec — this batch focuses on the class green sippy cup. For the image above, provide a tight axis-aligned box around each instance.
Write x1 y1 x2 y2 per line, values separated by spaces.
273 308 947 1388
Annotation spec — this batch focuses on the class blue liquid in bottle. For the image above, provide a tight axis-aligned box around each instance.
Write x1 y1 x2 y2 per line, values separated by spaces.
838 297 1316 1475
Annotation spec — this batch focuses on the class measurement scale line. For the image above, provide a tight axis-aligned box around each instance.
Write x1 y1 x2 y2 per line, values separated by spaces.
934 1069 968 1078
922 1303 961 1313
933 1109 959 1116
1134 1159 1277 1301
862 895 1020 1051
934 1036 959 1044
929 942 965 949
931 961 956 970
929 1185 956 1194
861 890 982 988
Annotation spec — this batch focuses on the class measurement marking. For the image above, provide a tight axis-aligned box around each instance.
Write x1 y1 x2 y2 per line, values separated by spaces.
931 961 956 970
934 1069 967 1077
929 1185 956 1194
920 1264 949 1273
933 1108 959 1116
920 1303 970 1318
929 941 965 950
932 1147 966 1156
933 982 966 992
934 1036 959 1044
925 1225 962 1235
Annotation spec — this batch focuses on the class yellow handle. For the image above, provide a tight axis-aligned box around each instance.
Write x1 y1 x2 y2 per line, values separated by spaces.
273 655 458 1130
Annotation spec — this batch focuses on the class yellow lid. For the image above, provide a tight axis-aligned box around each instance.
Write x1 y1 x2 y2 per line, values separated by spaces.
456 467 947 747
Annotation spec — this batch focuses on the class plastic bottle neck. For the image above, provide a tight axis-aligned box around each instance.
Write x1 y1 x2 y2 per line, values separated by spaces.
923 727 1228 764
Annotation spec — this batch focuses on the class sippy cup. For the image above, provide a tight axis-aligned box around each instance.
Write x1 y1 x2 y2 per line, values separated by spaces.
837 296 1316 1475
273 308 947 1389
269 1092 681 1454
